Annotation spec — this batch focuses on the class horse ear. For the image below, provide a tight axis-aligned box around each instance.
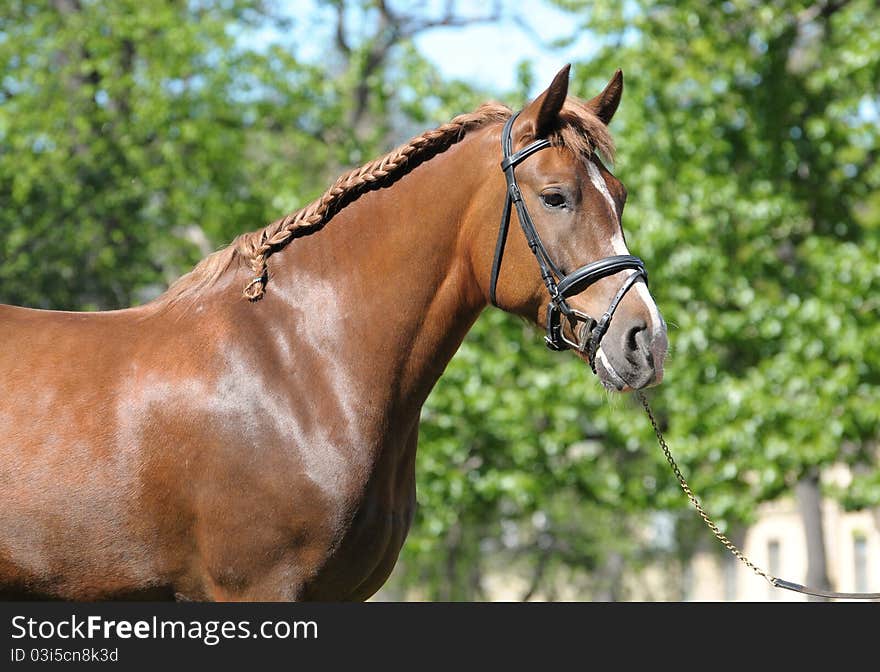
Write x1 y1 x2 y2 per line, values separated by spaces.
586 69 623 125
519 64 571 139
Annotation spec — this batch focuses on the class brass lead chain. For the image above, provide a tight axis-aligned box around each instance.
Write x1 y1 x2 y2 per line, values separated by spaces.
637 391 880 600
635 391 777 588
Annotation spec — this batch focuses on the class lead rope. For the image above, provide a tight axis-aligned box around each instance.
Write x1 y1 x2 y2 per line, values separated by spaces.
636 391 880 601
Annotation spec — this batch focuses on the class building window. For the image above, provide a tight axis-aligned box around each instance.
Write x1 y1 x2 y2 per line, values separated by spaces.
723 555 737 601
682 562 693 601
767 539 781 600
854 535 868 593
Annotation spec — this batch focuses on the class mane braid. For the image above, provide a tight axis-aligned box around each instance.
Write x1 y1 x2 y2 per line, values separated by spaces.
159 97 614 305
237 103 512 300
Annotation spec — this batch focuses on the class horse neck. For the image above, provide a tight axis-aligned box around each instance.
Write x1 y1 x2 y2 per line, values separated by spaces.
262 129 496 422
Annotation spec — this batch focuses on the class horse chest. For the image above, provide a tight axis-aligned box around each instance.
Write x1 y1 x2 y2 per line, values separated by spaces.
304 502 413 601
301 465 418 600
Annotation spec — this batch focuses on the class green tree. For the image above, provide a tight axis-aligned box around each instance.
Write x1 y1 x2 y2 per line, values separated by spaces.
14 0 874 601
390 0 880 600
4 1 273 307
8 0 665 600
545 0 880 593
389 305 683 600
0 0 500 310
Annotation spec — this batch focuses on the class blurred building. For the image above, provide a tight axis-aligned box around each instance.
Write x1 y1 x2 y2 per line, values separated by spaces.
376 465 879 602
684 465 880 602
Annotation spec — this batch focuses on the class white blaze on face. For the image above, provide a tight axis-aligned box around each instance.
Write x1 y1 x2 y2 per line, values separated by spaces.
585 159 619 220
585 159 664 339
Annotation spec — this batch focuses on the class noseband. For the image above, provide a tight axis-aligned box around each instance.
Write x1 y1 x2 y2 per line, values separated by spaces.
489 112 648 372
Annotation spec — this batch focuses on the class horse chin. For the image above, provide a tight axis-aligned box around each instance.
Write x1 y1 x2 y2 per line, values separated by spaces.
591 347 665 393
592 348 632 392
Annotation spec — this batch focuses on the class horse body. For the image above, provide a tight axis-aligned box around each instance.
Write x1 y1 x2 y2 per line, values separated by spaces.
0 134 490 600
0 67 667 600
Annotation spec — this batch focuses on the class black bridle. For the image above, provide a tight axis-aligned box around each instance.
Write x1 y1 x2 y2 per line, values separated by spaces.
489 112 648 372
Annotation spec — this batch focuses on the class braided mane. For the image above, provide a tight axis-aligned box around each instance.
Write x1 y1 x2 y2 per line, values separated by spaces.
158 98 613 305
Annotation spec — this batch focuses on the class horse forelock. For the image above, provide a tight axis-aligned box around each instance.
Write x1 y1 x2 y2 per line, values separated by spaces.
542 99 616 165
156 96 615 308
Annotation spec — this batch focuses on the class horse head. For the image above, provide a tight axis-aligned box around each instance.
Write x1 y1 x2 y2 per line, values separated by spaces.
469 65 667 391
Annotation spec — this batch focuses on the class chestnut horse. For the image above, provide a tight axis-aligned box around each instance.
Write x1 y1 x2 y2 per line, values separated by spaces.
0 66 666 600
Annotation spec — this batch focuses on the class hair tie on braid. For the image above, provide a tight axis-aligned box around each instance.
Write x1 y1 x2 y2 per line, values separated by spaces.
243 274 266 300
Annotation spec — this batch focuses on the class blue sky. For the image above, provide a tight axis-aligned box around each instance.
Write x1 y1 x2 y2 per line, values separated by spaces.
265 0 594 96
410 1 595 93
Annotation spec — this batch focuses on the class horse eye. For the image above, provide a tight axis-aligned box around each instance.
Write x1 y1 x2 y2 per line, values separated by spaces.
541 192 566 208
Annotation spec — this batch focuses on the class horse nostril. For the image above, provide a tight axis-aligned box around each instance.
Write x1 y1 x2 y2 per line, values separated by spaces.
624 321 655 369
625 321 647 354
626 326 639 352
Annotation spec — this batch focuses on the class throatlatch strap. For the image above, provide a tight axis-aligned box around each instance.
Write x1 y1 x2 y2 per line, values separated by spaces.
489 194 513 307
490 112 554 307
